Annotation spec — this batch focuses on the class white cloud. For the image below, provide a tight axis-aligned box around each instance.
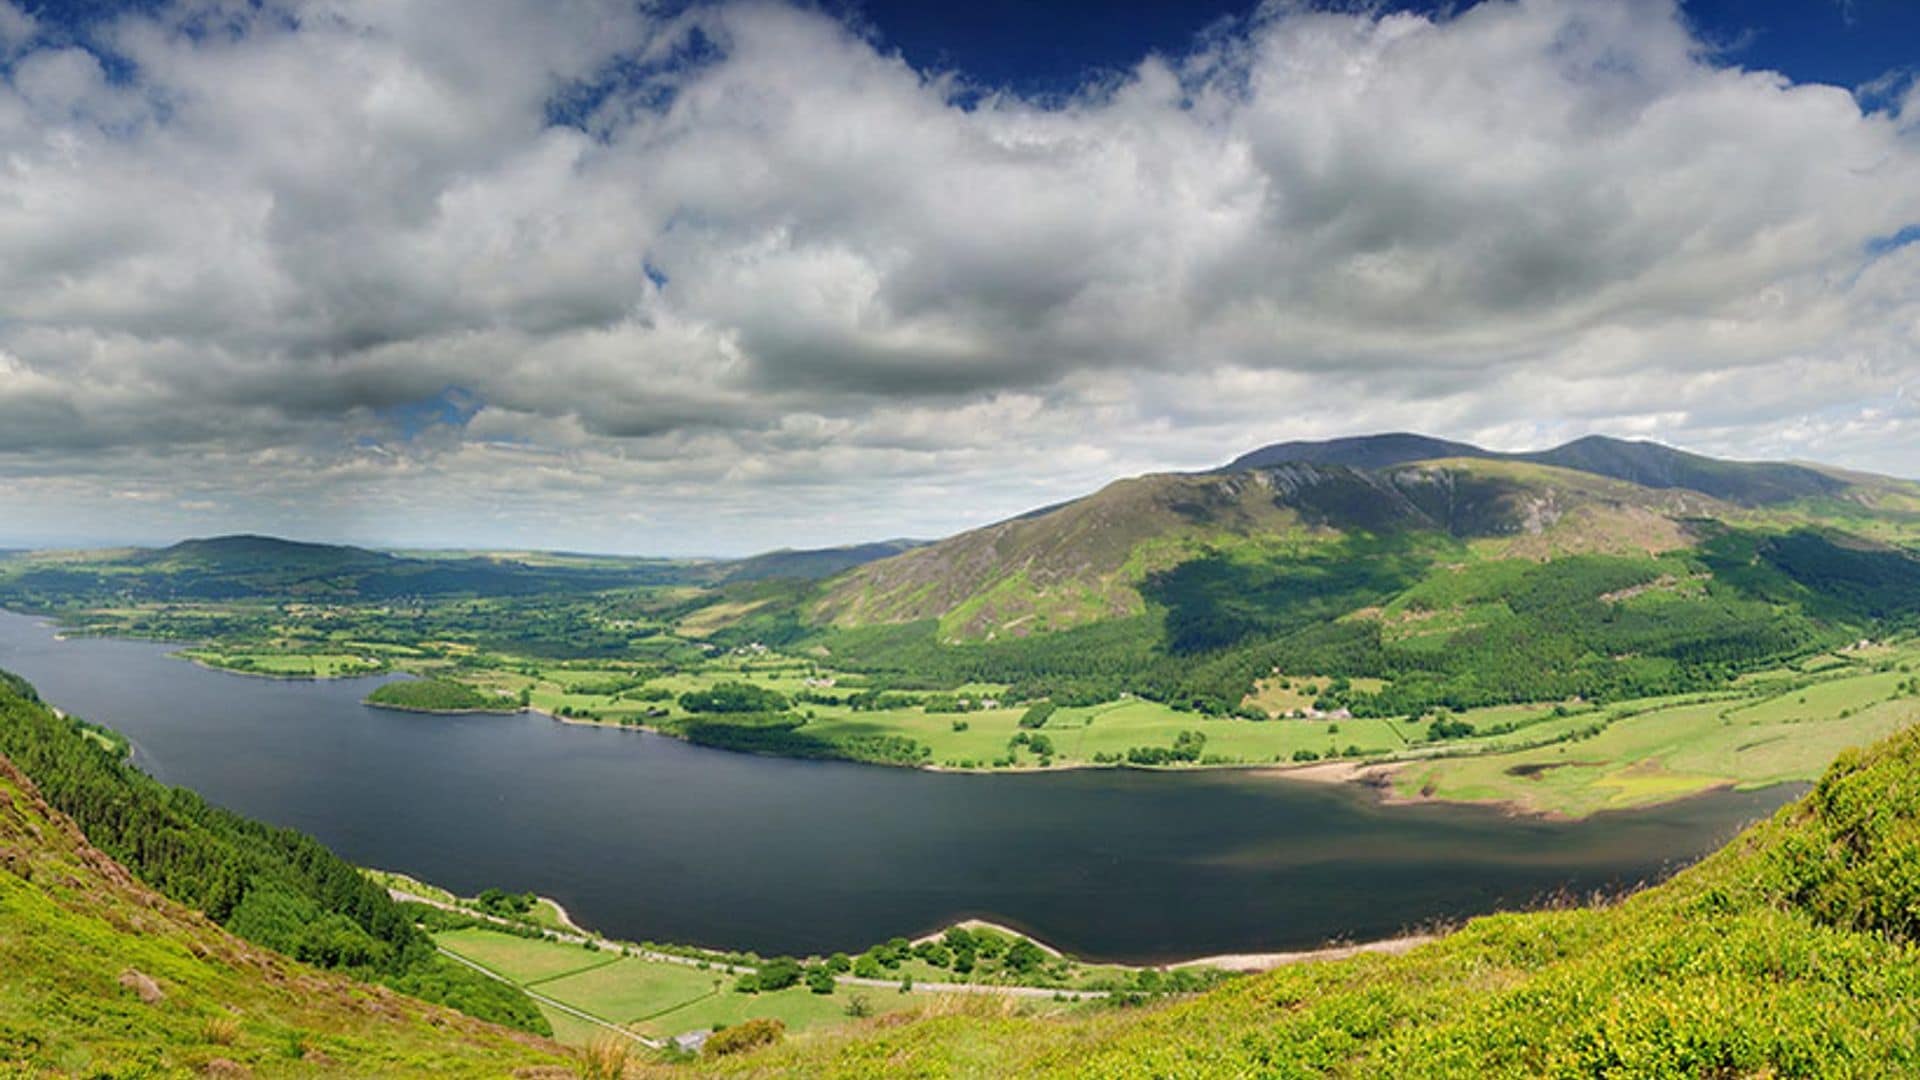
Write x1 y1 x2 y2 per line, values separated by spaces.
0 0 1916 552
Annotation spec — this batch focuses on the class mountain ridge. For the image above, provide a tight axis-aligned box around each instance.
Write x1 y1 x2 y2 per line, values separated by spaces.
806 432 1920 643
1222 432 1856 505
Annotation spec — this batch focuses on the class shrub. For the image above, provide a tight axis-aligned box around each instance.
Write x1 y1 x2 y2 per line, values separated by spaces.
1018 701 1057 729
577 1035 632 1079
200 1015 240 1046
705 1018 784 1058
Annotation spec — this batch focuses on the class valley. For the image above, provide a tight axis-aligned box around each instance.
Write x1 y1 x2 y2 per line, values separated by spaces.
8 435 1917 821
3 432 1918 1074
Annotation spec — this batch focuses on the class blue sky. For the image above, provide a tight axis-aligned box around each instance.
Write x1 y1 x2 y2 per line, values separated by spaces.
24 0 1919 99
0 0 1916 553
852 0 1915 96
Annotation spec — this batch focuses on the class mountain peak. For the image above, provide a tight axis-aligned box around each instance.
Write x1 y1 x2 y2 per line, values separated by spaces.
1222 432 1848 506
1220 432 1484 473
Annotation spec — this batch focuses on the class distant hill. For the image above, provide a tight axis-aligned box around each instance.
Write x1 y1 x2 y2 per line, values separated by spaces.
0 534 922 606
0 534 702 604
812 453 1773 641
1221 432 1485 472
744 432 1920 720
1223 432 1851 505
718 539 927 583
811 432 1920 642
130 533 395 573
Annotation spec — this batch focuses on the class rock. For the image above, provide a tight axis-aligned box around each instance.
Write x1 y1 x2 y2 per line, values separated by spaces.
118 969 165 1004
202 1058 251 1077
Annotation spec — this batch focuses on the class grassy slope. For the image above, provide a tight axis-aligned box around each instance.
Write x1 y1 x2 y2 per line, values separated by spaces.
1393 652 1920 816
436 930 846 1045
809 457 1750 643
0 757 567 1078
671 723 1920 1077
812 471 1304 639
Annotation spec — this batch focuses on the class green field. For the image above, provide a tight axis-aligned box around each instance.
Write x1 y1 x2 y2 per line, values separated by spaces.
1393 650 1920 817
433 928 937 1043
178 648 386 679
348 637 1920 819
445 651 1581 772
28 533 1920 819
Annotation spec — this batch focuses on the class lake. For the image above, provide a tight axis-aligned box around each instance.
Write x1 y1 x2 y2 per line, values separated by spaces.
0 608 1799 963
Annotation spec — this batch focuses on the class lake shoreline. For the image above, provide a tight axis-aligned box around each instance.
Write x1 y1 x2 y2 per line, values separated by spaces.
525 707 1616 819
364 701 523 717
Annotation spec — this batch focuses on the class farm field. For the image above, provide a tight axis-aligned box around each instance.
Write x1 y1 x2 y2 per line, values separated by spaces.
139 616 1920 827
1392 648 1920 817
177 648 385 678
432 928 938 1044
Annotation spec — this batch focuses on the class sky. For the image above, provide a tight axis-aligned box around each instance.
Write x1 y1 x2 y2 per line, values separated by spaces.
0 0 1916 555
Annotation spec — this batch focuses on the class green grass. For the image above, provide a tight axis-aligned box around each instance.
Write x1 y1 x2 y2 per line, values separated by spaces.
178 648 386 679
333 634 1920 821
638 981 917 1041
436 928 617 984
1393 650 1920 817
433 929 939 1044
0 760 567 1078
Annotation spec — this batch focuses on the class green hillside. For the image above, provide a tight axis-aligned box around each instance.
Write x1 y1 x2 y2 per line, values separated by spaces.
0 748 566 1076
814 437 1920 646
660 722 1920 1076
0 672 551 1037
705 437 1920 723
0 534 924 611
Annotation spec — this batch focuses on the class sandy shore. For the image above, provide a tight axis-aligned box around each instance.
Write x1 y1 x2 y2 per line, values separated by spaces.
909 919 1067 958
1255 759 1405 786
537 894 588 936
906 918 1437 972
1171 933 1437 972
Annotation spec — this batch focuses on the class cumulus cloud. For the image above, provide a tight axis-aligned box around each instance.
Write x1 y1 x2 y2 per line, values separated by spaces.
0 0 1916 552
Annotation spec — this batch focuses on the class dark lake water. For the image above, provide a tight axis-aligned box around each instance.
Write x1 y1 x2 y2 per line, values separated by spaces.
0 609 1800 963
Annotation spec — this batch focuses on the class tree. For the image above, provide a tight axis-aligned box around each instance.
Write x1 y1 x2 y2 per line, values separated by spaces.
1004 938 1044 974
1018 701 1058 729
740 956 801 993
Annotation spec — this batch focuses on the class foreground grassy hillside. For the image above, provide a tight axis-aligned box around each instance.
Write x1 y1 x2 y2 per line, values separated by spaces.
0 754 568 1077
672 724 1920 1076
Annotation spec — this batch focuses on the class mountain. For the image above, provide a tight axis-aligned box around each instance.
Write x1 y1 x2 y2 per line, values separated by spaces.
814 434 1920 643
1220 431 1485 472
717 539 928 584
1223 432 1852 505
0 534 700 603
129 533 397 575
